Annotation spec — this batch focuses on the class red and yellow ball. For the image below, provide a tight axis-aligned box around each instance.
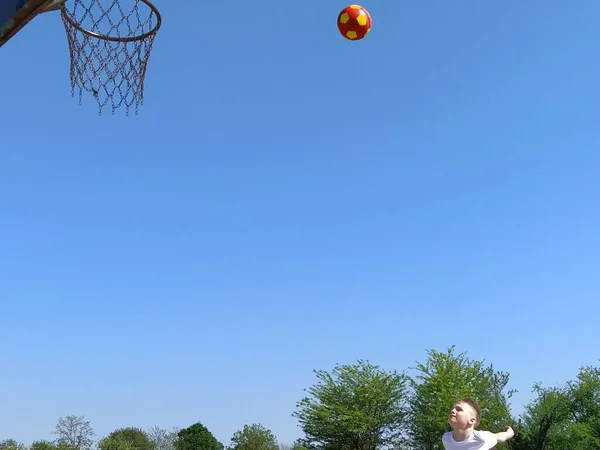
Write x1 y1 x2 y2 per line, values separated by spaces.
337 4 372 41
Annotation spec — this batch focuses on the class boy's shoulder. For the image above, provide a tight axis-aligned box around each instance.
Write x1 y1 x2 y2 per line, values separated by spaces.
473 430 497 445
472 430 497 442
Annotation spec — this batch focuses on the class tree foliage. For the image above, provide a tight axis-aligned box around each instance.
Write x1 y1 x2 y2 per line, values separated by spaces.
229 424 278 450
174 424 223 450
566 365 600 449
31 441 59 450
0 440 27 450
278 443 306 450
508 383 570 450
99 428 155 450
293 359 408 450
405 347 516 450
507 363 600 450
98 436 135 450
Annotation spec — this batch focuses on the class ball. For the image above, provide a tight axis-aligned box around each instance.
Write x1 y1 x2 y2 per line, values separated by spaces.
337 4 372 41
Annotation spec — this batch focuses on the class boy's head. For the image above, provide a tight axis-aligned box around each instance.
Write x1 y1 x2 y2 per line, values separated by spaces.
448 398 481 430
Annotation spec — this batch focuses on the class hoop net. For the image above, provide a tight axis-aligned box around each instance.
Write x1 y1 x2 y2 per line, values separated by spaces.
61 0 161 115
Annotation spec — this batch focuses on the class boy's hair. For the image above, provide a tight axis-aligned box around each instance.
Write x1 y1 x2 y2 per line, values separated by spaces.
456 397 482 427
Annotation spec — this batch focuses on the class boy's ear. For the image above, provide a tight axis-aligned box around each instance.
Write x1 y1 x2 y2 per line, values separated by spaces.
469 416 477 425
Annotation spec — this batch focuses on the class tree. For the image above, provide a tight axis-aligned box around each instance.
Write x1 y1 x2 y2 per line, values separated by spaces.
278 443 306 450
507 383 571 450
98 436 135 450
54 415 95 450
406 347 516 450
229 424 278 450
0 440 26 450
293 359 409 450
174 423 223 450
99 428 155 450
564 364 600 449
147 427 178 450
32 441 60 450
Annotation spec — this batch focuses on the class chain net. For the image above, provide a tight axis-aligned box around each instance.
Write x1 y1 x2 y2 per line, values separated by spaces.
61 0 161 115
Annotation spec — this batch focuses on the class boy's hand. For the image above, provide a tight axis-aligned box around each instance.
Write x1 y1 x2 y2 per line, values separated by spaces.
494 426 514 443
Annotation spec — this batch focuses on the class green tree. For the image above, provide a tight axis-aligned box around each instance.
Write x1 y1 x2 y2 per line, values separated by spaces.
564 364 600 449
53 415 95 450
32 441 60 450
507 384 570 450
98 436 135 450
293 359 409 450
406 347 516 450
174 424 223 450
0 440 27 450
99 428 155 450
290 444 306 450
278 443 306 450
229 424 278 450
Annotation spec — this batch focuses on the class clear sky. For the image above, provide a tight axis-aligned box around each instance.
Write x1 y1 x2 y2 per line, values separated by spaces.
1 0 599 446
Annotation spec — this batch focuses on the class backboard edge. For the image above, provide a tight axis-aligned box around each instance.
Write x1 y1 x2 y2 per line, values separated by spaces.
0 0 57 48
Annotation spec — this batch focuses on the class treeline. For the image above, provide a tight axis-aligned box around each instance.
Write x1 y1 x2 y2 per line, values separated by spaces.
2 347 599 450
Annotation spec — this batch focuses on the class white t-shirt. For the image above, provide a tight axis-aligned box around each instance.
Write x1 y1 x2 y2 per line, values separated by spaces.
442 430 498 450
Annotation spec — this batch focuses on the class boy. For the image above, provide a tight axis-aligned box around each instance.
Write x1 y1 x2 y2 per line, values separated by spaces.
442 398 515 450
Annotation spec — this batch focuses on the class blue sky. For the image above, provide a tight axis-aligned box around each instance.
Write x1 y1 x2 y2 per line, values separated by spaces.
1 0 599 446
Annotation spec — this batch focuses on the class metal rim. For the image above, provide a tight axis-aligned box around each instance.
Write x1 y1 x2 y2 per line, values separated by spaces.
61 0 161 42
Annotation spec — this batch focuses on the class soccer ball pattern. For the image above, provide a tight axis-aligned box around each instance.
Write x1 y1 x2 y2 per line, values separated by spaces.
337 4 372 41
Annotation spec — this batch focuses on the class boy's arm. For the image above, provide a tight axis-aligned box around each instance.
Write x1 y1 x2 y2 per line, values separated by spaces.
494 426 515 443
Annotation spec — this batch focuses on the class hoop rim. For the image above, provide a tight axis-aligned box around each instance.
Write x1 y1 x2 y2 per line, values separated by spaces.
61 0 161 43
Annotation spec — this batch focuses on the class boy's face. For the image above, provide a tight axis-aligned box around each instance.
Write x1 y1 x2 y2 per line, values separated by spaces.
448 401 477 429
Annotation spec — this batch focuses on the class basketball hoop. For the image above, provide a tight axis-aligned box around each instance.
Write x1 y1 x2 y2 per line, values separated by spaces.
60 0 162 115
